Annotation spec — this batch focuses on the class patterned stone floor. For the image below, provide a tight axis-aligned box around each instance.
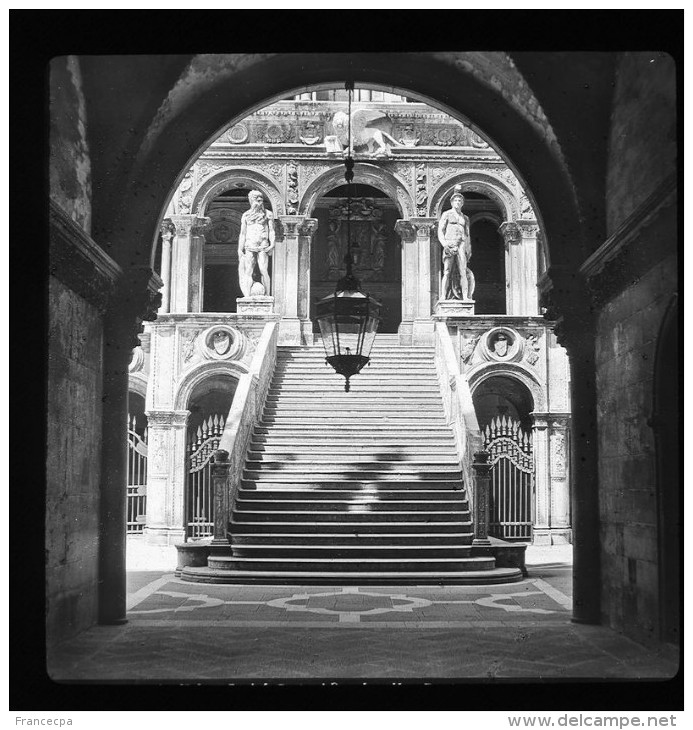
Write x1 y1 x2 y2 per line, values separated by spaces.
46 542 679 682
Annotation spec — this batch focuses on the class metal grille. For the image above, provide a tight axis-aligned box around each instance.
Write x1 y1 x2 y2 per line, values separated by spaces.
186 414 226 539
127 415 148 533
483 416 534 541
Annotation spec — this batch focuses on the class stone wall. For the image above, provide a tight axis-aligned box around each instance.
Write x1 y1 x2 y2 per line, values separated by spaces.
46 276 103 646
595 50 678 644
595 252 676 643
49 56 92 234
606 52 676 234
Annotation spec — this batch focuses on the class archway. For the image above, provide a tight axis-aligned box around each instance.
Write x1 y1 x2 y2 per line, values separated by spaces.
184 373 238 539
652 295 679 645
309 181 402 333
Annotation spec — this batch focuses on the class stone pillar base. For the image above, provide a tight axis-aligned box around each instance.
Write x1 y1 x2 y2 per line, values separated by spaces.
278 317 304 345
412 319 435 346
398 321 413 345
533 528 573 545
144 526 187 547
434 299 475 317
236 296 274 315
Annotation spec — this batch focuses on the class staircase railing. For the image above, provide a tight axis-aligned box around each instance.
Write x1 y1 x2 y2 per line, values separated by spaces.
210 321 278 545
434 321 483 507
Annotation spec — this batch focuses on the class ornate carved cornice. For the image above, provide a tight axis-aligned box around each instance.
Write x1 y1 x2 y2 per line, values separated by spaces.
49 199 122 313
580 174 677 279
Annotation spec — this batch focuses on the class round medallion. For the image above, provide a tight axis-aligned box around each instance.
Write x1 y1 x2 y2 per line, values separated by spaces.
227 124 249 144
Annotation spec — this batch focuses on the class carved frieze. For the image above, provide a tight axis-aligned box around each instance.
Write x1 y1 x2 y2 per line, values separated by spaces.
176 169 195 214
550 431 567 477
415 163 428 217
523 333 542 366
460 333 480 364
298 119 323 145
259 122 293 144
286 161 299 215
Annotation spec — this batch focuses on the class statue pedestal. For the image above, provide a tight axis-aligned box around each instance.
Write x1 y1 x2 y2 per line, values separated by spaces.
434 299 475 317
236 296 274 316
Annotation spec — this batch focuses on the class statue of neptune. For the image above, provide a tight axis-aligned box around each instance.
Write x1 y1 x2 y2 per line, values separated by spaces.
238 190 275 297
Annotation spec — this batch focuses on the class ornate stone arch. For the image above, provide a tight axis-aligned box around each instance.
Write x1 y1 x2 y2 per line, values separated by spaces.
298 162 413 218
467 361 547 412
128 372 148 400
429 171 519 221
469 211 504 228
174 360 249 411
192 168 283 216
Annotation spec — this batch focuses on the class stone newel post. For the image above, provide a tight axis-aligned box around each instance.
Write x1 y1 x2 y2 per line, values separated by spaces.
472 451 492 545
211 449 231 547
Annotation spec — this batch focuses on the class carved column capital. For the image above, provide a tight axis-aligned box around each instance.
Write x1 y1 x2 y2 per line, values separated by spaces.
394 219 416 243
145 409 190 428
516 220 539 238
409 217 437 238
160 219 175 243
298 218 319 238
499 221 522 247
169 214 209 238
530 411 551 429
278 215 303 239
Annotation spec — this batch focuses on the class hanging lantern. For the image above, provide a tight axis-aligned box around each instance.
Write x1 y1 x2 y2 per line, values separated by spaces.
316 80 381 392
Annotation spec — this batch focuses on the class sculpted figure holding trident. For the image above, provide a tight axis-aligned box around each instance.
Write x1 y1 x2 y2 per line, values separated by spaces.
238 190 275 297
438 184 475 300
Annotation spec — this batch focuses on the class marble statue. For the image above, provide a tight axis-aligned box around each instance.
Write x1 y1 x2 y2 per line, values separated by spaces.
330 109 401 157
438 184 475 300
238 190 275 297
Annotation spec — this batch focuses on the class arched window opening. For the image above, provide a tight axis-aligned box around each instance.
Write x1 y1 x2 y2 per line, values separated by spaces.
185 376 237 539
473 376 535 542
310 182 402 333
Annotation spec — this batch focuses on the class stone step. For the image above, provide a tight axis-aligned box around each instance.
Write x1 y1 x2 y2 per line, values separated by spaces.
244 461 462 472
253 425 454 434
180 566 523 585
228 544 475 559
249 441 457 451
232 510 467 523
240 479 465 490
238 488 466 501
263 404 443 414
246 449 457 460
235 498 465 512
230 533 474 546
259 418 450 427
229 520 472 534
265 394 442 402
206 556 497 572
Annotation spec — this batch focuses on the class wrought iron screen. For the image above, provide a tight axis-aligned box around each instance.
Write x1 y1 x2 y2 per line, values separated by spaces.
127 415 148 533
483 416 534 541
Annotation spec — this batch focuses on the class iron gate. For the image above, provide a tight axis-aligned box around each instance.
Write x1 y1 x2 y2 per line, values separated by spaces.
186 414 226 539
483 415 534 541
127 415 148 533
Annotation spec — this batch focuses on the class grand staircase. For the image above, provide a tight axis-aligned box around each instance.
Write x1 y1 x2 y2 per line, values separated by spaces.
182 335 522 584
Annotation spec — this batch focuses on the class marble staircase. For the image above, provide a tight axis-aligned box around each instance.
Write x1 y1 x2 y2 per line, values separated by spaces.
181 334 523 584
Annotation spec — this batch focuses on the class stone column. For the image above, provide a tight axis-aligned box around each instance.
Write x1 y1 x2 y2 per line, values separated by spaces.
530 411 551 545
143 409 190 546
500 221 522 315
159 221 174 314
517 221 540 316
276 215 318 345
549 413 572 543
542 266 600 624
168 214 210 313
99 267 162 625
395 218 436 345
